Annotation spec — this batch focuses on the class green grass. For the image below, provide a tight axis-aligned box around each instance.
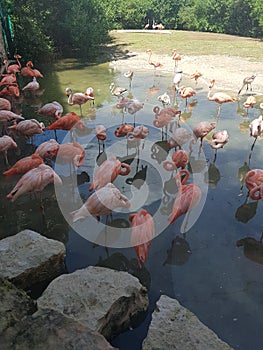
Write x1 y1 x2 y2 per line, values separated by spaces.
109 30 263 61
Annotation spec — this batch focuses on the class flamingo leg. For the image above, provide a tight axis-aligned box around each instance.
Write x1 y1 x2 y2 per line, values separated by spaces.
248 137 257 165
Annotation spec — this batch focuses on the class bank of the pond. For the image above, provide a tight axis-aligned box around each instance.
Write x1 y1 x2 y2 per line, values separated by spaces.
108 50 263 96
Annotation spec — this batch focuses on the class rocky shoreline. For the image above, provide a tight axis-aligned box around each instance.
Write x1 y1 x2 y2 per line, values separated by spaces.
0 230 234 349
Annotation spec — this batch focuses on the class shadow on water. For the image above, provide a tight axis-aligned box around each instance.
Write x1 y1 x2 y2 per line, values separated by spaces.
1 55 263 350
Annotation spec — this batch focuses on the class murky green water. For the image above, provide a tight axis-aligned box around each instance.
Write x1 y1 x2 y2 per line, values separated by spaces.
1 58 263 350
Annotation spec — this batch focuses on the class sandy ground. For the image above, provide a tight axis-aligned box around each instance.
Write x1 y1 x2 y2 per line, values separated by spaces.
109 50 263 96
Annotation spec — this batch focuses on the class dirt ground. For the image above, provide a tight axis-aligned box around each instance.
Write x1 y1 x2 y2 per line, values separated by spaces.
109 50 263 96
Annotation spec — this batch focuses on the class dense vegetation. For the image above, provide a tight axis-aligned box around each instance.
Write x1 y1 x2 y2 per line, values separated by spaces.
0 0 262 62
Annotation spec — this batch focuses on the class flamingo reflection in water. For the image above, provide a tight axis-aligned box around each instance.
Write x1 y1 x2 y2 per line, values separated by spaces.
130 209 154 268
170 169 201 228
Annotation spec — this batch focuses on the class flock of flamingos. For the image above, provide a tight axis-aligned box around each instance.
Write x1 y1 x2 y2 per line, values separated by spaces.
0 50 262 267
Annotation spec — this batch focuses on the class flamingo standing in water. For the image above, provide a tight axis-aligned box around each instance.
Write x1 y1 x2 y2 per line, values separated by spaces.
170 169 201 224
110 83 127 98
248 115 263 161
37 101 63 120
3 54 21 74
209 129 229 162
179 86 196 106
0 135 17 165
89 155 130 191
167 127 191 149
245 169 263 200
6 164 62 212
172 49 181 70
0 98 11 111
20 61 44 78
3 154 44 177
146 49 163 72
130 209 155 268
243 95 256 115
191 121 216 150
35 139 60 160
190 71 202 84
22 77 40 93
163 149 189 172
70 183 131 222
48 111 86 140
66 87 94 116
207 79 236 117
153 106 181 138
95 124 107 152
125 98 144 126
8 119 45 141
56 142 85 167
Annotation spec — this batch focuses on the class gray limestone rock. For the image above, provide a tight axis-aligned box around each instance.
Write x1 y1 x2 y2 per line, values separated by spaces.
142 295 234 350
1 309 117 350
0 230 66 289
37 266 148 339
0 277 36 334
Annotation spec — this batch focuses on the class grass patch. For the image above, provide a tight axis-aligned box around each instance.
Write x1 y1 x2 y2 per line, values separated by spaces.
109 30 263 61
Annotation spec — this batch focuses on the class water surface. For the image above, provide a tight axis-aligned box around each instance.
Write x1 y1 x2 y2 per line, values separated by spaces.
1 59 263 350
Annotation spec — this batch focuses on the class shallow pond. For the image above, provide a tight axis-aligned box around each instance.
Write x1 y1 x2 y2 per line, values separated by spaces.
1 58 263 350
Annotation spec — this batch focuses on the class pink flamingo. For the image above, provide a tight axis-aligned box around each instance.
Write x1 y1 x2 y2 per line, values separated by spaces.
190 71 202 84
209 129 229 162
3 154 44 178
179 86 196 106
89 155 130 191
35 139 60 159
130 209 155 268
146 49 163 71
0 73 17 86
56 142 85 167
3 54 21 74
191 121 216 149
125 98 144 126
249 115 263 160
8 119 45 140
208 79 236 117
245 169 263 200
0 98 11 111
96 124 107 152
170 169 201 224
20 61 43 78
167 127 191 149
6 164 62 213
70 183 131 222
66 87 94 116
37 101 63 120
0 135 17 165
163 149 189 172
172 49 181 70
153 106 181 137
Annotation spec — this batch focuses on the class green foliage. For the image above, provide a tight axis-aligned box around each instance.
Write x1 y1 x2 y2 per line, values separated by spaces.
0 0 262 63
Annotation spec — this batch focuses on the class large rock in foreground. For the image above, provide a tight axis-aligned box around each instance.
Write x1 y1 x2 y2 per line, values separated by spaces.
0 230 66 289
37 266 148 339
0 277 36 334
1 309 116 350
142 295 233 350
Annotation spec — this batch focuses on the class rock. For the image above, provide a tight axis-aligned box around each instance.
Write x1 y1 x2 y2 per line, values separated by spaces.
1 309 117 350
0 277 36 334
37 266 148 339
0 230 66 290
142 295 233 350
